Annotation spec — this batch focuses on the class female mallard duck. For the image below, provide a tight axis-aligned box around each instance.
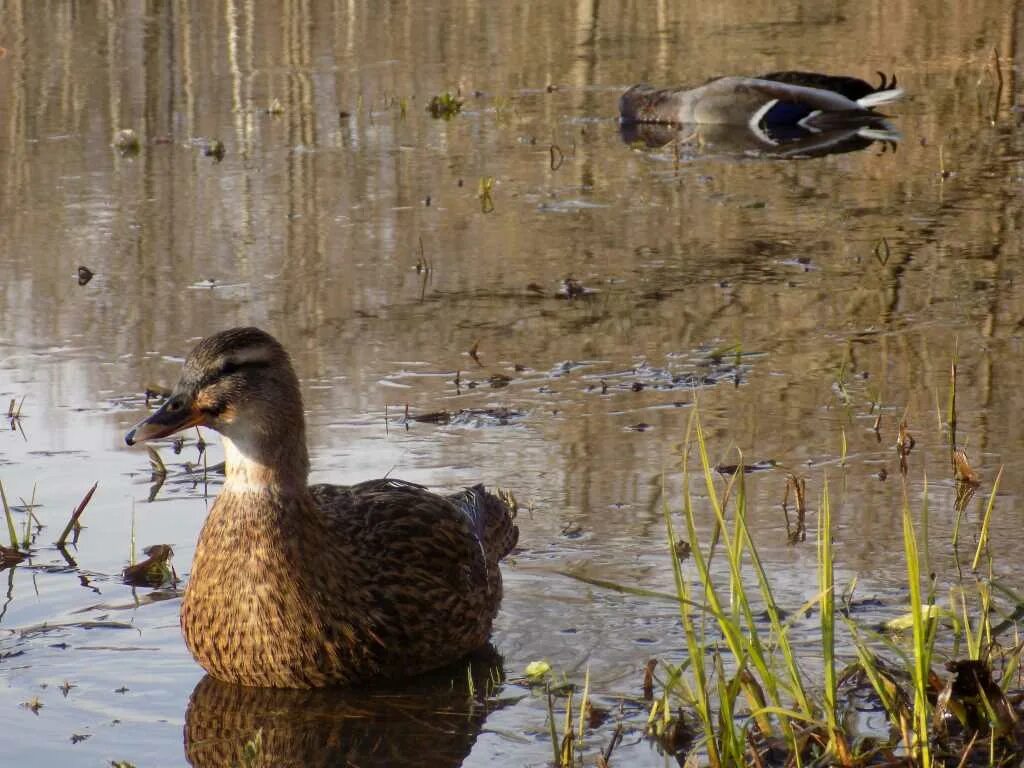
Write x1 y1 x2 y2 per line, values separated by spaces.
125 327 518 689
620 71 903 131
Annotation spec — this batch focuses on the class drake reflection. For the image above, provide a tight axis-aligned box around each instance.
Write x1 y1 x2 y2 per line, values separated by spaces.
619 121 899 160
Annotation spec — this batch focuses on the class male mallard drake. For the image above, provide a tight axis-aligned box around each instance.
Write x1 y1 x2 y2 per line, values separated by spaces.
125 327 519 688
620 71 903 132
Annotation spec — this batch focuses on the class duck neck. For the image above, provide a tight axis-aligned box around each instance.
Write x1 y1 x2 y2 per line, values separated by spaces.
220 426 310 496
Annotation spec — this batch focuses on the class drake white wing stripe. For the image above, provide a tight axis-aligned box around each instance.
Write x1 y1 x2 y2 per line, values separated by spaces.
749 99 778 131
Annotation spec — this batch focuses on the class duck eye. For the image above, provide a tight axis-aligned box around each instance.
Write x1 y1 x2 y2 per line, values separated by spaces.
220 361 239 376
167 397 183 413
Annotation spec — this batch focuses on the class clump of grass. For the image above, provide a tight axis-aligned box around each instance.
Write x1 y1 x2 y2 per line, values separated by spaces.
655 408 1024 767
427 91 462 119
521 660 607 767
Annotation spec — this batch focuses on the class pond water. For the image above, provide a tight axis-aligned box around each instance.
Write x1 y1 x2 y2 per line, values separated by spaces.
2 1 1024 765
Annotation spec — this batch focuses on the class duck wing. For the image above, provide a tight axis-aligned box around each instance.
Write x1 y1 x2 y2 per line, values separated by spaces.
760 71 882 101
309 479 516 674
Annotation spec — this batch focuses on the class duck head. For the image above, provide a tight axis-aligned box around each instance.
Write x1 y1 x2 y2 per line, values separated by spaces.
125 327 310 487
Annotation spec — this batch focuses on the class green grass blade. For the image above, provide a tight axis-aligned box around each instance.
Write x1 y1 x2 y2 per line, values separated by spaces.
901 475 933 768
972 465 1002 572
819 475 839 750
0 479 17 548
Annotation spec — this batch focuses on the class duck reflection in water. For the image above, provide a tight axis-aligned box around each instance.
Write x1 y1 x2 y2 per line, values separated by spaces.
185 646 508 768
619 120 900 159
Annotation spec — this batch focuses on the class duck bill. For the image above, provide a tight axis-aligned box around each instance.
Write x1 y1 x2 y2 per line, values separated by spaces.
125 399 205 446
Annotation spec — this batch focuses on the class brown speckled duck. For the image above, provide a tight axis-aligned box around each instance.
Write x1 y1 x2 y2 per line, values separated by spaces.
125 327 518 689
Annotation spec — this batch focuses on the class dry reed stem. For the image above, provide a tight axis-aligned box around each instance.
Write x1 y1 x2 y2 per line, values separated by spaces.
56 482 98 547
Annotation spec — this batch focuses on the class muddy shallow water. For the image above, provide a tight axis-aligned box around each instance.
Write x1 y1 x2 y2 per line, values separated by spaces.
3 1 1024 765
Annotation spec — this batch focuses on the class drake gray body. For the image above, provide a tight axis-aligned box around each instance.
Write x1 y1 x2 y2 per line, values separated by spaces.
620 71 903 132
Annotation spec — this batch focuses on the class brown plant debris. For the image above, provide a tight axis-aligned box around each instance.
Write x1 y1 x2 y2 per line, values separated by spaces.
556 277 589 299
953 447 980 486
643 659 658 700
897 417 915 475
426 91 462 119
21 697 43 714
0 544 26 569
203 139 226 161
122 544 176 587
405 407 524 427
935 658 1017 738
112 128 140 154
526 282 546 296
782 473 807 544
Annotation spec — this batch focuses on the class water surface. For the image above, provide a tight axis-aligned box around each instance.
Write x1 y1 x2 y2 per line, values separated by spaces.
2 1 1024 765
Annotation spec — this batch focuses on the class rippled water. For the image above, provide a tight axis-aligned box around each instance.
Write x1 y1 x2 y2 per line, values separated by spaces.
3 1 1024 765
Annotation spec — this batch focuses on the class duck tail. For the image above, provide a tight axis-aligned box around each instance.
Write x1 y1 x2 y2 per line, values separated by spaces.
458 484 519 562
857 87 904 110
